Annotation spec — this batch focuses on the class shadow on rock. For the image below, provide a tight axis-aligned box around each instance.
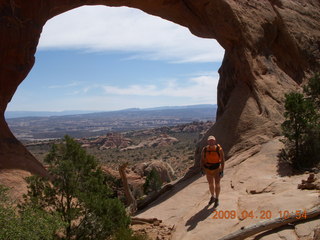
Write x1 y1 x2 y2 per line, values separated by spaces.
185 204 217 231
276 149 294 177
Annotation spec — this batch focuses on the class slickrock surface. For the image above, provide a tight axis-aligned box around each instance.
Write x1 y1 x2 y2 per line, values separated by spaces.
135 139 320 240
0 169 32 201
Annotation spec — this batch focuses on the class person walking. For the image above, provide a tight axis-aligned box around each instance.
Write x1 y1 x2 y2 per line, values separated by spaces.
201 135 224 206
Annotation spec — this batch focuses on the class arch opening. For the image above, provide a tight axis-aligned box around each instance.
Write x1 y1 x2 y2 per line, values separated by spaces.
3 5 225 176
6 6 224 113
2 1 317 177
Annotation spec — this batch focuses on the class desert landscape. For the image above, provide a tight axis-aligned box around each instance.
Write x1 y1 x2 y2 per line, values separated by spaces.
6 105 216 140
25 120 213 179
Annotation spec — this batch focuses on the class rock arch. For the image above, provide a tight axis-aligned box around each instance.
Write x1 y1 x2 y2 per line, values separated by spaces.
0 0 319 176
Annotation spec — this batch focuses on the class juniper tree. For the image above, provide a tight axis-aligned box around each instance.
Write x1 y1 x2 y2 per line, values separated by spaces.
281 73 320 169
304 73 320 107
23 135 133 240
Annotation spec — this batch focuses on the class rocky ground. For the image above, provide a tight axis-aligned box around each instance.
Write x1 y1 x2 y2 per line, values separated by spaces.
135 138 320 240
2 133 319 240
131 218 174 240
1 138 319 239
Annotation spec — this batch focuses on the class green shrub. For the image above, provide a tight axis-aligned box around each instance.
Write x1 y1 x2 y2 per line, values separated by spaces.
281 73 320 170
143 169 162 194
303 73 320 107
22 135 133 240
0 185 64 240
112 228 149 240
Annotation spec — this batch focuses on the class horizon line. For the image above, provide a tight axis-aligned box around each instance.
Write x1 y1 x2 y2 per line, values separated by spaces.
6 103 217 113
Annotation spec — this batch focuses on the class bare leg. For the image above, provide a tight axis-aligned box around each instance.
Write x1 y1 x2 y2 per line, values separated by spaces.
214 170 221 200
206 173 215 196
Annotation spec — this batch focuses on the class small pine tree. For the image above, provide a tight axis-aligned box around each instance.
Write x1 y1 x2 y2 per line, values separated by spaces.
281 73 320 170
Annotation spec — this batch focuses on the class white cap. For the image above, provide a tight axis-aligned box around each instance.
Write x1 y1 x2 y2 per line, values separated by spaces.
207 135 216 141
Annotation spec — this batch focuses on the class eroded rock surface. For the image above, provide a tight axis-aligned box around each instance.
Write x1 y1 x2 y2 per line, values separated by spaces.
0 0 320 176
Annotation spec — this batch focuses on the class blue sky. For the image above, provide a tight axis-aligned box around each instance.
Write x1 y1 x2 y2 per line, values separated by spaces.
7 6 224 112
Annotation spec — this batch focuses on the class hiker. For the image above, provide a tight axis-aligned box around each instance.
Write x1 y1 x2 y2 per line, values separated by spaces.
200 135 224 206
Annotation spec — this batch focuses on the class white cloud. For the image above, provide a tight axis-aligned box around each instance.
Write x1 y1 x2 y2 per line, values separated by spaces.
48 81 81 89
7 73 218 111
102 73 219 102
39 6 224 63
103 85 158 96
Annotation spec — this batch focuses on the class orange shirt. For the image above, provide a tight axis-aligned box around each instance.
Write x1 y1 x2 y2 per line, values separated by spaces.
204 145 221 164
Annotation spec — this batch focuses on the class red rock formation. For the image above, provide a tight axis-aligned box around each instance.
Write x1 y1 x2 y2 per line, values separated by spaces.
78 134 132 149
0 0 319 175
121 134 178 150
100 133 132 149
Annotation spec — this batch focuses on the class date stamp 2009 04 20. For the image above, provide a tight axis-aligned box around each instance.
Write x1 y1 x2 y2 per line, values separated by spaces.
212 209 308 220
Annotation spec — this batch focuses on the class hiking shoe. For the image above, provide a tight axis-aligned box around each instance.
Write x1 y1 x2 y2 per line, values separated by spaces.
208 196 216 205
214 198 219 207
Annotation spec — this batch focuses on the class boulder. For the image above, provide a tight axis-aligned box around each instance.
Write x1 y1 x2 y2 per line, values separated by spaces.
144 160 175 183
133 160 175 183
298 173 320 190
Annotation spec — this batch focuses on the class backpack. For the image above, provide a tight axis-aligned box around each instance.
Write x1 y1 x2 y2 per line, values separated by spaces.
203 144 221 164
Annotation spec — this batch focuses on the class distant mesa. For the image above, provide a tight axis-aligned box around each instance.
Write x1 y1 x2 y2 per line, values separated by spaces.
4 110 100 119
7 105 216 141
5 104 216 119
129 121 213 137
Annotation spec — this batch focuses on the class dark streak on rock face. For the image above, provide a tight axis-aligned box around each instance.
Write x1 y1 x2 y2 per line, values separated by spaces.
0 0 319 176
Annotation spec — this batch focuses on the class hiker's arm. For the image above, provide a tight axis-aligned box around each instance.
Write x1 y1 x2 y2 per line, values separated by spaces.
220 148 225 172
200 148 205 170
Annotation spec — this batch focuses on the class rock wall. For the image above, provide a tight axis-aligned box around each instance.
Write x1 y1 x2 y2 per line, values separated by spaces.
0 0 319 175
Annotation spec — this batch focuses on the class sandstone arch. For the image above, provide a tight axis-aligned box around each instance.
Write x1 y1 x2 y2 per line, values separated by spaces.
0 0 319 176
